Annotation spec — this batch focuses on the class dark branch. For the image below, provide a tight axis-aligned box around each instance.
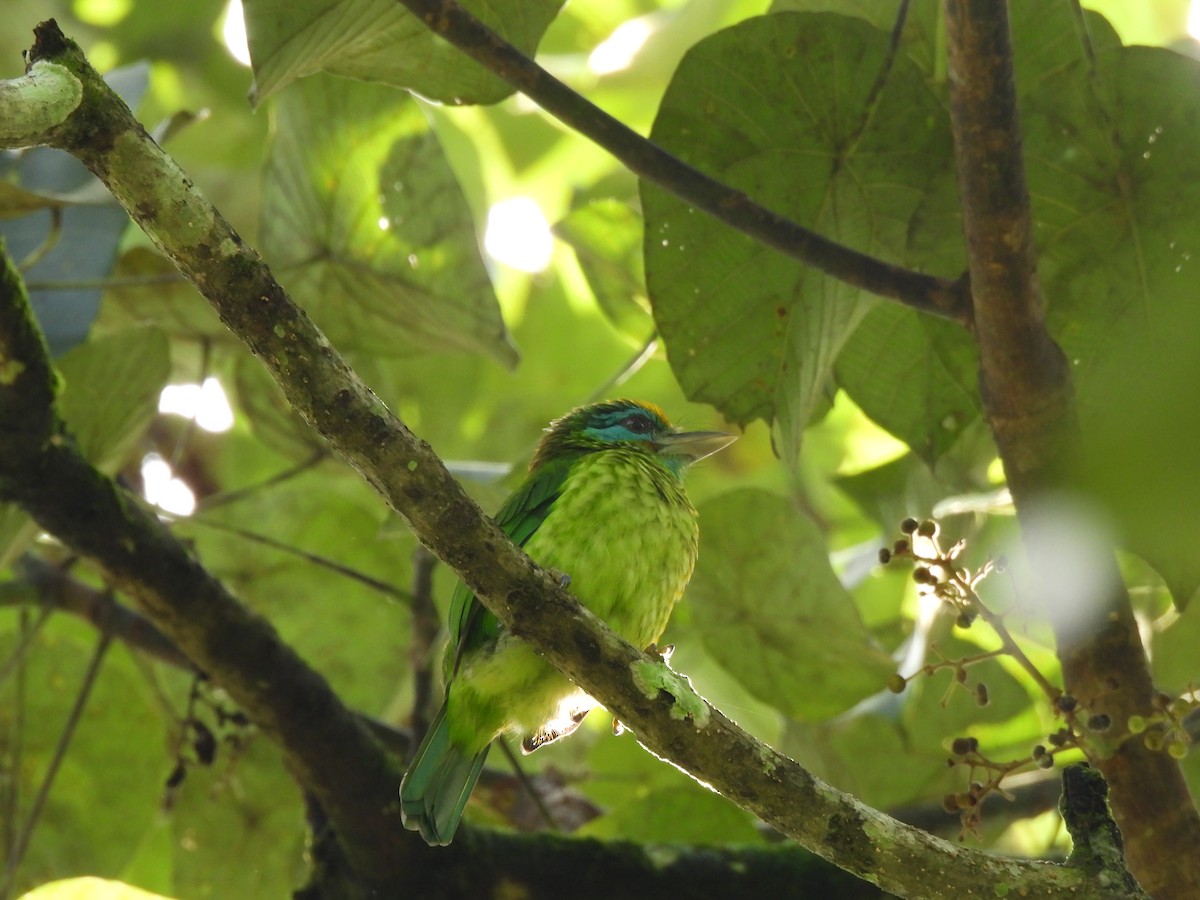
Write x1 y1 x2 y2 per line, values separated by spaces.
942 3 1200 896
393 0 971 325
2 556 195 670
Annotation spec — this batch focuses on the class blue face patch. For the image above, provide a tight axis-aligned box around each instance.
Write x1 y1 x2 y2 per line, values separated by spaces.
581 406 667 444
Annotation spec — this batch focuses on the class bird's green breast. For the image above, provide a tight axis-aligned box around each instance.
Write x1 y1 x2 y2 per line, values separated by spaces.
447 448 699 749
523 449 699 644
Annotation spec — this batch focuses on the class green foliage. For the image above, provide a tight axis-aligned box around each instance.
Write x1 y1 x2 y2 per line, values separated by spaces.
262 73 518 368
690 488 894 720
642 12 950 462
3 0 1200 896
242 0 565 105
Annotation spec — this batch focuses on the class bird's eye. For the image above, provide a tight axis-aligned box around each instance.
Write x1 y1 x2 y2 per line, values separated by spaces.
619 414 655 434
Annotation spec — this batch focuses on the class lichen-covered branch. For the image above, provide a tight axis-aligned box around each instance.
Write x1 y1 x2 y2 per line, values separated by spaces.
0 60 80 147
943 3 1200 896
0 20 1150 898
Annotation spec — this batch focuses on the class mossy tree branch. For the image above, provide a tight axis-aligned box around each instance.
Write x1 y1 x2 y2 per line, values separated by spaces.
0 19 1151 899
943 3 1200 897
0 60 80 147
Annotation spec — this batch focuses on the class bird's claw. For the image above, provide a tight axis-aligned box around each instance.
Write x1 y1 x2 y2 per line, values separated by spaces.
644 642 674 664
548 568 572 589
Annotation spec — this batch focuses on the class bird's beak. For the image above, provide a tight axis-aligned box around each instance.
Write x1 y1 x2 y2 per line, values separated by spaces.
655 429 737 462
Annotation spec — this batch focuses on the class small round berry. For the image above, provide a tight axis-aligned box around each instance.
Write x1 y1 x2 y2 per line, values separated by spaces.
878 547 892 565
1086 714 1111 732
916 519 939 538
1127 715 1147 734
950 736 977 756
1055 694 1078 714
974 683 990 707
886 673 907 694
900 517 919 535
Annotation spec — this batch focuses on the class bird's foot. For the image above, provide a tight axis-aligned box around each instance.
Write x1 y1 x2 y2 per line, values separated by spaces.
523 708 590 754
548 567 572 589
644 642 675 664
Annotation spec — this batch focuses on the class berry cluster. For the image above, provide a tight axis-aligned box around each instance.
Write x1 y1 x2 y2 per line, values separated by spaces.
163 672 253 809
877 516 1196 834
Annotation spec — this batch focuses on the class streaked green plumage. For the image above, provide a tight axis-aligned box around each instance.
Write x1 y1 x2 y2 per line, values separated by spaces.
399 400 734 845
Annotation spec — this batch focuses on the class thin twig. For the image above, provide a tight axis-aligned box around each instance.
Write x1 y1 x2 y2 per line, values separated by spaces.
1067 0 1099 71
196 450 329 512
394 0 970 325
0 629 112 896
849 0 914 149
24 273 187 291
584 335 658 405
16 207 62 272
174 515 414 606
0 598 51 689
495 737 560 833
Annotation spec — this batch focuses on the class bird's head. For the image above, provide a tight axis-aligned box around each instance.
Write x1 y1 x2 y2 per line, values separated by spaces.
530 400 736 477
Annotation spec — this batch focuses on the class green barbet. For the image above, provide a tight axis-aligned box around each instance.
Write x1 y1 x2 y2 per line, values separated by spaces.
399 399 735 845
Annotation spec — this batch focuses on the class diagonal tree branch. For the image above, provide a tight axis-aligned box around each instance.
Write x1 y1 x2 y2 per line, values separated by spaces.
0 20 1148 898
392 0 971 325
942 3 1200 897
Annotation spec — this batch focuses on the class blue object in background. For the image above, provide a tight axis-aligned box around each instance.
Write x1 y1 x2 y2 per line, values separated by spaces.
0 64 148 357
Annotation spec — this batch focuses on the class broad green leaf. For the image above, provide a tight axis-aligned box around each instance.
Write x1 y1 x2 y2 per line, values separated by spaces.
242 0 564 105
233 354 325 461
641 13 950 463
167 739 307 899
186 456 412 712
263 74 517 368
18 878 175 900
688 488 894 720
2 618 168 897
769 0 943 78
57 326 171 471
554 199 653 342
905 4 1123 273
1152 602 1200 693
100 248 227 342
835 304 979 466
1021 46 1200 606
772 1 1122 88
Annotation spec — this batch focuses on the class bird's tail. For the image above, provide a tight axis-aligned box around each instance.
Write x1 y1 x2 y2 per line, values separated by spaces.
399 701 489 846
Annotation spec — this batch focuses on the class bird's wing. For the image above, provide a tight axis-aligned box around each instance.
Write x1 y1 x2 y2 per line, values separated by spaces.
446 459 571 677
